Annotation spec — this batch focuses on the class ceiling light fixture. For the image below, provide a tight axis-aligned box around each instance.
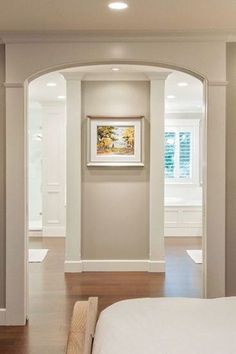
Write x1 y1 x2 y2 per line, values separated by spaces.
111 67 120 71
57 95 66 100
47 82 57 87
178 82 188 87
108 1 128 10
167 95 176 99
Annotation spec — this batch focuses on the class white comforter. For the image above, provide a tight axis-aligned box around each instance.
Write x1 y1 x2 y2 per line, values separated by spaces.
92 297 236 354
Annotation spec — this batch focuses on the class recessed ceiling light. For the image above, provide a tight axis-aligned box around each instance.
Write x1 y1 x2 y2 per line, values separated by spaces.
57 95 66 100
178 82 188 87
47 82 57 87
108 1 128 10
111 67 120 71
167 95 176 99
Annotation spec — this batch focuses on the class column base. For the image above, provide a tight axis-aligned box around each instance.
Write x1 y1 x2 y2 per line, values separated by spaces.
64 260 165 273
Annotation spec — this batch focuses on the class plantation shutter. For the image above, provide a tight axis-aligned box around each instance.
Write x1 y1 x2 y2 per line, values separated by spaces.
179 132 192 179
165 132 176 178
165 130 192 181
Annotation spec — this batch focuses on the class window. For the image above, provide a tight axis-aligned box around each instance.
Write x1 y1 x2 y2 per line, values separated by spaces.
165 119 200 184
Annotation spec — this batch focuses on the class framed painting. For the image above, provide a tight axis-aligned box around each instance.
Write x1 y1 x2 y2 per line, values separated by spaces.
87 116 144 166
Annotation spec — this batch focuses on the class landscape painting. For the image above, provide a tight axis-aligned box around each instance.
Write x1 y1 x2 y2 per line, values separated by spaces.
97 125 135 156
87 116 144 166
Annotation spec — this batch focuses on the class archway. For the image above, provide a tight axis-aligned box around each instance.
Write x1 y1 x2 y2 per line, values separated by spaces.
27 64 206 310
6 58 225 327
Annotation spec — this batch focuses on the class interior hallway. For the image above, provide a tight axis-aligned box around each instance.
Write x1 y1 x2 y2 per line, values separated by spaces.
0 237 202 354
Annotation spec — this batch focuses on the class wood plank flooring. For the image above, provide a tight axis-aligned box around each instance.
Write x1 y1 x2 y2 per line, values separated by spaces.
0 237 202 354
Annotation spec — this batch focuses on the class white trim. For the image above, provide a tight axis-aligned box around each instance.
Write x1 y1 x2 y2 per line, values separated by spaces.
149 77 168 264
146 72 172 80
148 260 165 272
28 230 42 237
0 309 6 325
0 31 233 44
64 260 165 272
208 81 228 86
42 226 65 237
60 72 85 81
4 82 24 88
64 260 83 272
165 227 202 237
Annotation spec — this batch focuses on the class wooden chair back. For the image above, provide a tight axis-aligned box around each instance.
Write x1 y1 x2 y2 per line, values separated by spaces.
66 297 98 354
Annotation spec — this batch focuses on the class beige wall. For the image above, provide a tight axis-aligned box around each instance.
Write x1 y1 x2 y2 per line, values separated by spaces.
226 43 236 295
81 81 150 259
0 44 5 308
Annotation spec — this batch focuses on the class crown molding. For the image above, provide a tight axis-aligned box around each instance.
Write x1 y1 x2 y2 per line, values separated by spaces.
0 30 235 44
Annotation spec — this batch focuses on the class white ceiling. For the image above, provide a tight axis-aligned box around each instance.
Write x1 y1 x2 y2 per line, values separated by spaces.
0 0 236 33
29 65 203 113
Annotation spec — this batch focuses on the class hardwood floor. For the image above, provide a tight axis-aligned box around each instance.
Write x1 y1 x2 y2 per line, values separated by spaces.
0 237 202 354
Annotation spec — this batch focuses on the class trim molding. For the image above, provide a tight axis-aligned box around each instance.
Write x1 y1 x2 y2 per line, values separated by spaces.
28 230 43 237
42 226 65 237
4 82 24 88
0 309 6 325
165 227 202 237
208 81 228 86
64 261 83 272
0 30 233 44
64 260 165 273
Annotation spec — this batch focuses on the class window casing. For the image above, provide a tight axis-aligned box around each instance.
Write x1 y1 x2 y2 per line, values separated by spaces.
165 119 200 184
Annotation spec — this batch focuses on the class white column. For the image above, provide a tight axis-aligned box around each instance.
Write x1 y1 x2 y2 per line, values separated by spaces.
62 73 83 272
5 83 27 324
204 82 227 298
148 73 170 272
41 102 66 237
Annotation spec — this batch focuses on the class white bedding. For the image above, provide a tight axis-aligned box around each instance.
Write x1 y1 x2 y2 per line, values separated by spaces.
92 297 236 354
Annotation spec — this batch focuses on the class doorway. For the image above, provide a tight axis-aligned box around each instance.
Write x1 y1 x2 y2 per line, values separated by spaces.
26 64 206 322
164 71 204 297
22 61 207 326
27 72 67 318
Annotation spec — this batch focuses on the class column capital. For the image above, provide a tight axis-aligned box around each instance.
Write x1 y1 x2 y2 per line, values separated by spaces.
4 82 24 88
208 80 228 87
146 72 172 81
60 72 85 81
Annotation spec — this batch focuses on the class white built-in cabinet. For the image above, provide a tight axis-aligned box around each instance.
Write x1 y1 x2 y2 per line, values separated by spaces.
165 205 202 236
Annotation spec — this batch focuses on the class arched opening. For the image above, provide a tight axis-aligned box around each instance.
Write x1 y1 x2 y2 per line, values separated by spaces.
25 62 206 339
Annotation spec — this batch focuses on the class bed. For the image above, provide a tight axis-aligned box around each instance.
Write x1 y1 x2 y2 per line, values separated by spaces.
66 297 236 354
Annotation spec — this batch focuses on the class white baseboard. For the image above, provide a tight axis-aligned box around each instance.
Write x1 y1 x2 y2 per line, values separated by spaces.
64 260 165 273
42 226 65 237
148 260 165 272
0 309 6 325
64 260 83 272
28 230 43 237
